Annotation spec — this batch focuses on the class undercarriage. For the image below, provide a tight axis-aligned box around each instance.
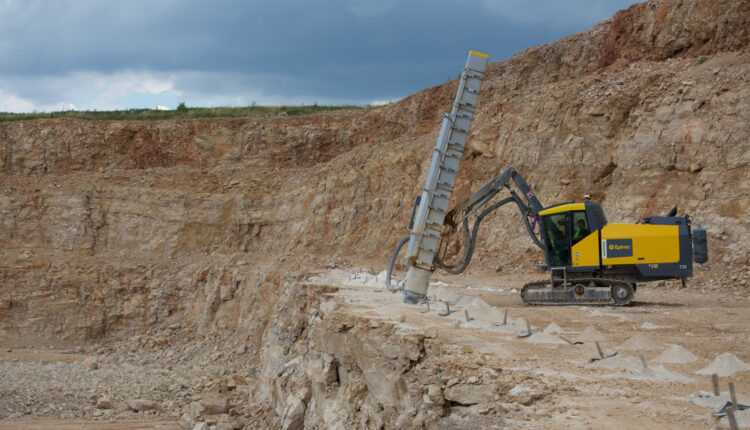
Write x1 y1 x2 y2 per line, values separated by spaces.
520 278 635 306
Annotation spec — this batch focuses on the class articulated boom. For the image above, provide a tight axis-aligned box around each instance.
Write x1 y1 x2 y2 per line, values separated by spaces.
445 167 543 226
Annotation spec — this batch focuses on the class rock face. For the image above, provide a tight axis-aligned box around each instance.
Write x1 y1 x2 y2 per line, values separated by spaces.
242 287 517 428
0 0 748 427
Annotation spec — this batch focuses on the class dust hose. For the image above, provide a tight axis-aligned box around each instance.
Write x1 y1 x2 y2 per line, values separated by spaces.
385 235 411 291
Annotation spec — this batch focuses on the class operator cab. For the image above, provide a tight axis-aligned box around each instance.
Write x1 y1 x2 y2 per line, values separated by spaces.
538 202 607 267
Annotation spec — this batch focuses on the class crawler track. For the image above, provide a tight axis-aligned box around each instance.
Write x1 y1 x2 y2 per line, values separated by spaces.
521 278 634 306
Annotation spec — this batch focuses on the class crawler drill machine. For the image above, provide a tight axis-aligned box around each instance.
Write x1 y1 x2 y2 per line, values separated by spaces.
385 51 708 306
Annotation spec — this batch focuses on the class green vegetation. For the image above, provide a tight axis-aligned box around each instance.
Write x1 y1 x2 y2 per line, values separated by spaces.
0 104 365 122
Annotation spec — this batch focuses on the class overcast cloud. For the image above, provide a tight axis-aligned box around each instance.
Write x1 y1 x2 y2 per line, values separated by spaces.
0 0 635 112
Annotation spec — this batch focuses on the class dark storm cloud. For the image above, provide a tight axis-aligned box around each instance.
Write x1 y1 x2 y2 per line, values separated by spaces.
0 0 635 110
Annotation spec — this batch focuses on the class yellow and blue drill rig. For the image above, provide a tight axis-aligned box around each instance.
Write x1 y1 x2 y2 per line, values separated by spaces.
386 51 708 306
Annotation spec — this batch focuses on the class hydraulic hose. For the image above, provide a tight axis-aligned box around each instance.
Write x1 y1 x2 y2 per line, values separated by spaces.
435 194 544 274
385 235 411 291
436 197 514 274
513 193 544 250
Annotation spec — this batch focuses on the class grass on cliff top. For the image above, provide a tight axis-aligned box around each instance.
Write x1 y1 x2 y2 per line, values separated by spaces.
0 104 365 122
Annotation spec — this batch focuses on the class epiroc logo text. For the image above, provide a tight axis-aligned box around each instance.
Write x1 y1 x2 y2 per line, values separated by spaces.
602 239 633 258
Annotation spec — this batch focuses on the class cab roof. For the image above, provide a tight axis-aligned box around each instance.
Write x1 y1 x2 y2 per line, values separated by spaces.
538 203 585 216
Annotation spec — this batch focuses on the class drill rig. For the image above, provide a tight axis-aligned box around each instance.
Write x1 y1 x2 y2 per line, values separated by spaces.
386 51 708 306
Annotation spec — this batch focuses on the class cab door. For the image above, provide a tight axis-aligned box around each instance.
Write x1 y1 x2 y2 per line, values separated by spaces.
542 212 572 267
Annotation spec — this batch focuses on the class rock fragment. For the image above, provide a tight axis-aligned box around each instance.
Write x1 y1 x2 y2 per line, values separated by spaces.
424 384 445 406
128 398 158 412
444 383 496 405
281 397 306 430
424 327 438 339
201 393 229 415
82 357 98 370
226 374 248 390
95 397 112 409
179 413 197 430
185 401 205 419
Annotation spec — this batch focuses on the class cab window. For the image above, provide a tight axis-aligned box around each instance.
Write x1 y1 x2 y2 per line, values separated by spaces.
572 211 590 244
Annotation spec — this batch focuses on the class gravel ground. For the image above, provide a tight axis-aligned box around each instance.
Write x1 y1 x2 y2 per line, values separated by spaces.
0 334 255 429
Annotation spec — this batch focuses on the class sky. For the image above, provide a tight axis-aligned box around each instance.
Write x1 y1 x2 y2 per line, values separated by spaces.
0 0 636 113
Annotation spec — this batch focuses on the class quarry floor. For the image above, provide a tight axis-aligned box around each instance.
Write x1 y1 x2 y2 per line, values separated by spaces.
2 269 749 429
